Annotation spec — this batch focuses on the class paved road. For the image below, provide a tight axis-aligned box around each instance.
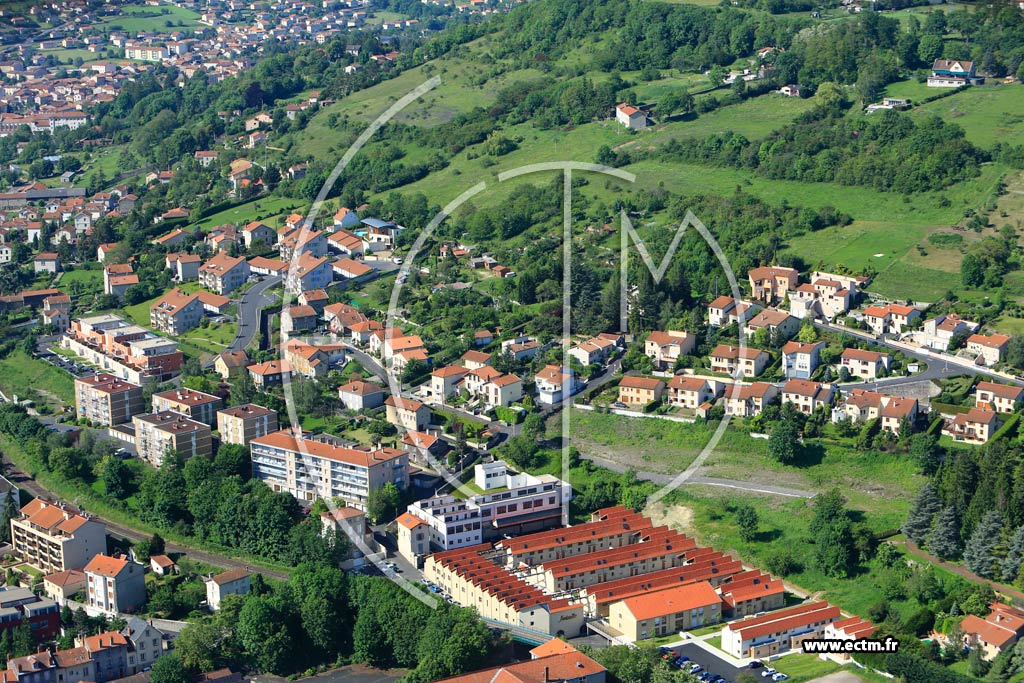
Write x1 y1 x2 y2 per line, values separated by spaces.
813 320 1022 388
1 453 290 581
227 275 281 354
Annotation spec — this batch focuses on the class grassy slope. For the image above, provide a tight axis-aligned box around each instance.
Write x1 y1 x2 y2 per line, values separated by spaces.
0 350 75 406
288 26 1010 303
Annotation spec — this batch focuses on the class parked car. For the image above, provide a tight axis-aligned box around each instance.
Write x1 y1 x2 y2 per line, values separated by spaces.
749 660 764 669
772 675 789 682
761 669 778 678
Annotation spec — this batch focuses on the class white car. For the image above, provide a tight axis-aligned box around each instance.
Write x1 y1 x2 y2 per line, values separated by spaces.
761 669 777 678
772 674 789 682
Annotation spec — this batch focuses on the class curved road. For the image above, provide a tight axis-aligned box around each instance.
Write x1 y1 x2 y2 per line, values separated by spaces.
203 276 281 369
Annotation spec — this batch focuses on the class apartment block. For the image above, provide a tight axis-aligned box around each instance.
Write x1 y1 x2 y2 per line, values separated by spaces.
10 500 107 573
398 461 570 563
63 315 182 384
151 388 223 426
132 412 213 466
217 404 279 446
250 430 408 509
608 580 722 641
84 554 146 616
74 374 143 426
721 601 841 658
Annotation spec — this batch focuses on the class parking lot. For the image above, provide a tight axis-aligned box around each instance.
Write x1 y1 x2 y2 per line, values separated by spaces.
660 643 754 683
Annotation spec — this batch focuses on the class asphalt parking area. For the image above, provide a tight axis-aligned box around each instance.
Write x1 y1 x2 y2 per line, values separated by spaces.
660 643 749 683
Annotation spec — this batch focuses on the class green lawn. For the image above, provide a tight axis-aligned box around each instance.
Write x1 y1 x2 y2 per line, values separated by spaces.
196 196 303 231
57 268 103 296
772 654 843 683
0 350 75 408
881 78 937 105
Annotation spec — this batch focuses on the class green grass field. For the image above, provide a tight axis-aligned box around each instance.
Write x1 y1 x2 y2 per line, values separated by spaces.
771 655 843 683
0 349 74 408
96 4 203 32
910 84 1024 149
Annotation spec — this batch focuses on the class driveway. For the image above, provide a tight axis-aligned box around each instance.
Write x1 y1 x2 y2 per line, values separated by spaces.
228 275 281 353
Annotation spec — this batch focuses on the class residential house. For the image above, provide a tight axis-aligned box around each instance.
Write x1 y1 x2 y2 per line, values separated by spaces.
481 373 524 409
217 404 279 446
744 308 800 343
247 256 289 277
249 430 409 508
975 381 1024 414
199 252 249 295
227 159 254 193
863 304 921 336
283 339 345 379
723 382 778 417
194 150 220 167
564 337 613 368
149 288 203 336
781 379 835 415
535 365 583 405
247 360 292 388
298 289 329 314
205 569 250 612
333 257 375 282
151 228 186 249
281 304 318 337
839 348 892 380
709 296 762 328
337 379 386 411
84 554 145 616
43 570 86 606
74 374 143 427
643 331 695 370
385 395 431 431
435 647 606 683
151 388 222 426
709 344 770 378
165 252 201 281
943 408 1000 445
928 59 978 87
102 264 138 298
615 103 647 130
666 376 716 410
460 350 492 370
781 340 825 379
333 207 361 230
33 252 59 274
430 365 470 402
121 617 164 672
11 500 107 573
617 376 665 407
921 313 978 351
240 220 275 249
214 350 249 379
967 333 1010 366
748 266 798 304
960 602 1024 660
149 555 176 576
879 397 918 435
320 508 380 570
